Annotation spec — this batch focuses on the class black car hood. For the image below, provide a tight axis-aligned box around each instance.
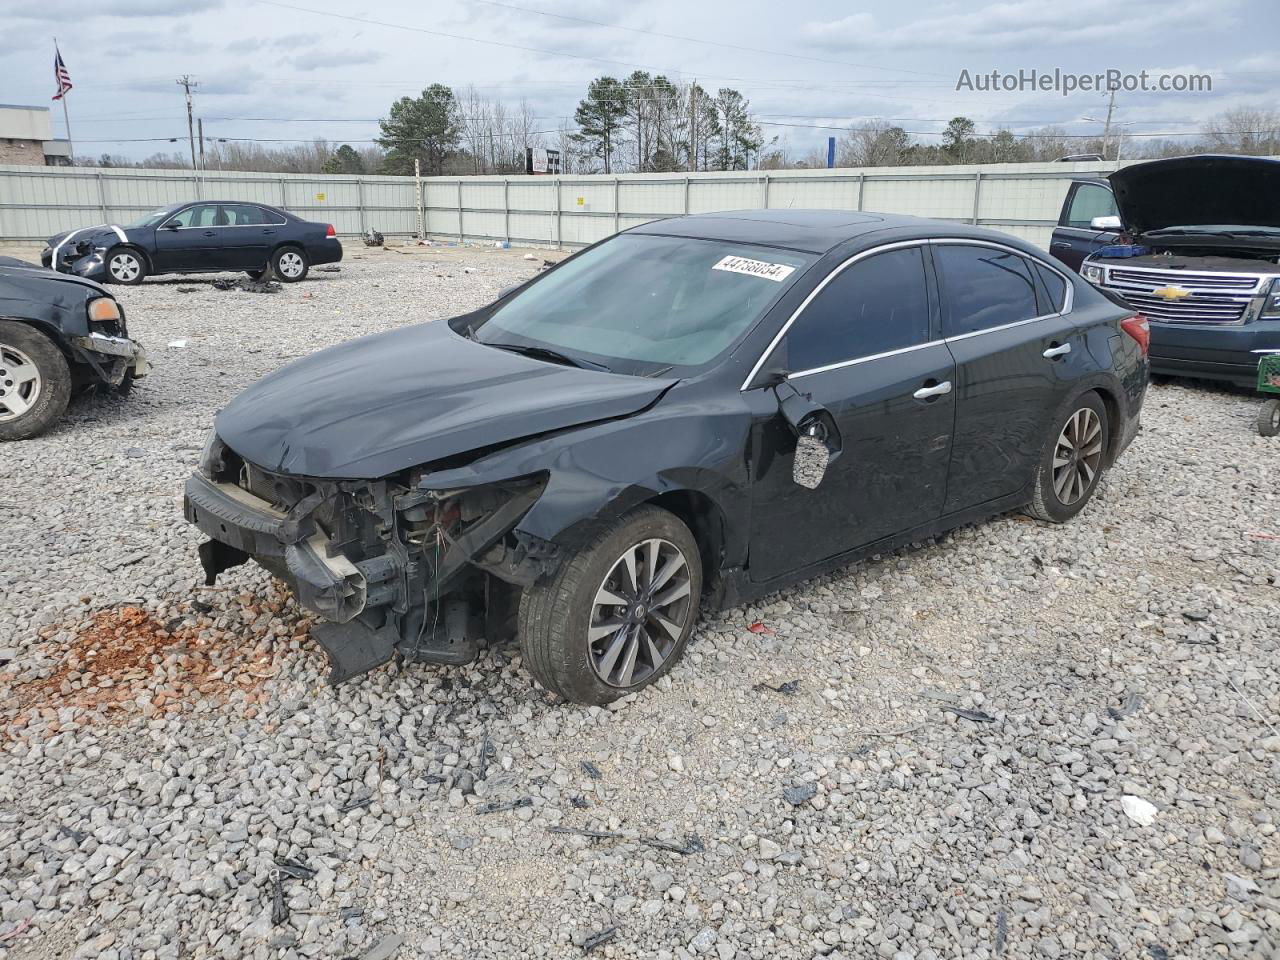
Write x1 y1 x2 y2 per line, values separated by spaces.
0 260 108 295
1109 155 1280 235
216 321 675 479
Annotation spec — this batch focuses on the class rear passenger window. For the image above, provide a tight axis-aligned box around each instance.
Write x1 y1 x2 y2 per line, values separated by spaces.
222 204 266 226
935 244 1041 337
1034 262 1068 313
782 247 930 373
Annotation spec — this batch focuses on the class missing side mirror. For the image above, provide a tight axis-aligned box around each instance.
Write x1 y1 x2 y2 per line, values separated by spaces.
793 430 830 489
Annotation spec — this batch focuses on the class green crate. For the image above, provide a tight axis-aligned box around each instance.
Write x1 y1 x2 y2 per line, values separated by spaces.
1259 354 1280 395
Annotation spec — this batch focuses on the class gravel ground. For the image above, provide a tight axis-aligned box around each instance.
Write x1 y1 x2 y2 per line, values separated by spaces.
1 247 1278 960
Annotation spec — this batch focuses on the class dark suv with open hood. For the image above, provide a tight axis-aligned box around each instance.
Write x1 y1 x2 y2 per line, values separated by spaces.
1076 155 1280 387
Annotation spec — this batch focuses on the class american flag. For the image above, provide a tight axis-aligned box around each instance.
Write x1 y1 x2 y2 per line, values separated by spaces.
53 47 73 101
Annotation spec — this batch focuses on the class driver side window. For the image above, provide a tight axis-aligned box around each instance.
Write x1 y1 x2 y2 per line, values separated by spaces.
165 204 219 228
1064 184 1118 229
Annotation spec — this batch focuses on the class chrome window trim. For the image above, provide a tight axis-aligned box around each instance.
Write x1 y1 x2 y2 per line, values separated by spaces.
787 339 947 380
742 237 1073 390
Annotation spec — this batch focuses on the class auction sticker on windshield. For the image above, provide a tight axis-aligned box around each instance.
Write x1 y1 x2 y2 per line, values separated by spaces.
712 255 797 282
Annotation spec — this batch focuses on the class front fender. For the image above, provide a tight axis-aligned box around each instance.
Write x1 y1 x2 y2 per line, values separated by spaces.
417 393 754 567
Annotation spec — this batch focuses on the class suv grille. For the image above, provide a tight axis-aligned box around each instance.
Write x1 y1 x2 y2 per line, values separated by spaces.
1101 266 1262 325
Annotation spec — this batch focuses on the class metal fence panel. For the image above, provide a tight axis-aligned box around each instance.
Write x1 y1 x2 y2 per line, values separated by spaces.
0 161 1119 254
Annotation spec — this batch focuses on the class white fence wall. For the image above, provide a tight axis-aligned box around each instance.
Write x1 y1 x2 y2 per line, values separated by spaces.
0 160 1118 252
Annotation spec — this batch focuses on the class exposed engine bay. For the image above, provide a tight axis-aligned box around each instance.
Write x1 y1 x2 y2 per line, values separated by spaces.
186 434 557 684
1092 249 1280 271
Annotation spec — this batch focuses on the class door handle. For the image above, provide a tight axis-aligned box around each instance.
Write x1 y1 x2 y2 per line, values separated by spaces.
1050 241 1071 249
1043 342 1072 359
913 380 952 400
202 230 216 237
262 229 275 234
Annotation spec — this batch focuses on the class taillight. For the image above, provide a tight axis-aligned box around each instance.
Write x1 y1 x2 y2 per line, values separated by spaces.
1120 314 1149 357
325 224 336 238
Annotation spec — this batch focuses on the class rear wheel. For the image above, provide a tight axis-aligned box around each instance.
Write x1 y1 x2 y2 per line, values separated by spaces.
105 247 147 285
271 247 308 282
0 321 71 440
1025 392 1109 523
519 506 701 704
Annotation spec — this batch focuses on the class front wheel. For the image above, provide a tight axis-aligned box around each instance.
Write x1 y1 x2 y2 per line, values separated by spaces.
0 321 72 440
105 247 147 285
519 506 702 704
1258 398 1280 437
271 247 308 282
1025 392 1110 523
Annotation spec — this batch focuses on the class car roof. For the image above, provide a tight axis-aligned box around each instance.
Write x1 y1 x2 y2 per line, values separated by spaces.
628 209 1041 255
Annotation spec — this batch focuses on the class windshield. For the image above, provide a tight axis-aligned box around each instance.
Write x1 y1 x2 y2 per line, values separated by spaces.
474 233 815 375
124 208 177 229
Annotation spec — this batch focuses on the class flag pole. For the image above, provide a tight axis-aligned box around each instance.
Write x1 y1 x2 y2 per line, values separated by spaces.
54 38 74 161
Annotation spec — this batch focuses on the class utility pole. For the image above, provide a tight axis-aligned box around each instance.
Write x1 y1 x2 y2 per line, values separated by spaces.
197 118 206 171
688 80 697 172
176 75 199 171
1101 87 1116 161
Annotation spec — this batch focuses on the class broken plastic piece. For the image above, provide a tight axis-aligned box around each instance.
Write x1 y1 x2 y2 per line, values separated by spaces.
942 706 996 724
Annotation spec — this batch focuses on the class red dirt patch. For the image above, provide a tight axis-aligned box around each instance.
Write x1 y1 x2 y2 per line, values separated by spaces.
0 594 304 735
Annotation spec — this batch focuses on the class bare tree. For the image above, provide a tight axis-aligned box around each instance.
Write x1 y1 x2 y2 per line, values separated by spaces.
1202 108 1280 155
839 120 911 167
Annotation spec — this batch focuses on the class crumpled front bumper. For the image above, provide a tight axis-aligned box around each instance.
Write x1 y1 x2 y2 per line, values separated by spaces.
183 473 367 623
72 332 150 384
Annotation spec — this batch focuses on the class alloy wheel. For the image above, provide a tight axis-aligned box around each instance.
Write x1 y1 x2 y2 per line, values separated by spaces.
277 252 304 278
109 252 141 282
587 538 693 688
0 343 42 422
1052 407 1103 505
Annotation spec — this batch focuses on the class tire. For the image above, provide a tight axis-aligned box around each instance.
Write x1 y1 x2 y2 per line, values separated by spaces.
519 506 702 704
271 247 308 282
104 247 147 285
0 321 72 441
1258 399 1280 437
1025 392 1110 523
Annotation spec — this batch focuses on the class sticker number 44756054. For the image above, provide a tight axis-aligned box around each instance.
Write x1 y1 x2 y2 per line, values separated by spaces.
711 255 796 282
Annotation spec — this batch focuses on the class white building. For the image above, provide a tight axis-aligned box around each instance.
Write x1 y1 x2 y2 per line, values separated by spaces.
0 105 73 166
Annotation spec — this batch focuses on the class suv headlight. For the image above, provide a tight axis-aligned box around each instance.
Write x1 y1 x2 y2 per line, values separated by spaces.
1261 277 1280 319
1081 263 1104 285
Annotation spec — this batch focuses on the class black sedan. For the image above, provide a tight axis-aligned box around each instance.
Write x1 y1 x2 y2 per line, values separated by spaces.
0 257 148 440
184 210 1148 703
42 201 343 284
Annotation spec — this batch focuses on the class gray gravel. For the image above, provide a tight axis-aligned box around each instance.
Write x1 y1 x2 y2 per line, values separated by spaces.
1 247 1278 960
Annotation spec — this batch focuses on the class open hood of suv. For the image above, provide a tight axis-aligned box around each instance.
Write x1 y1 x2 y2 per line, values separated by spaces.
1109 155 1280 236
216 320 675 479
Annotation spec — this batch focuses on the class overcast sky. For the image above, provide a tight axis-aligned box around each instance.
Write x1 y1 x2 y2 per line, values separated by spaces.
1 0 1276 161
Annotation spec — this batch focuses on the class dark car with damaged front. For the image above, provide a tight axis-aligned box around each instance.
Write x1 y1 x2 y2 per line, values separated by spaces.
0 257 148 440
184 210 1148 704
42 201 342 285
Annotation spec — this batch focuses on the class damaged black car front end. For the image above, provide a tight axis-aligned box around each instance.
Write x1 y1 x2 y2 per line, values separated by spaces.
187 434 552 683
